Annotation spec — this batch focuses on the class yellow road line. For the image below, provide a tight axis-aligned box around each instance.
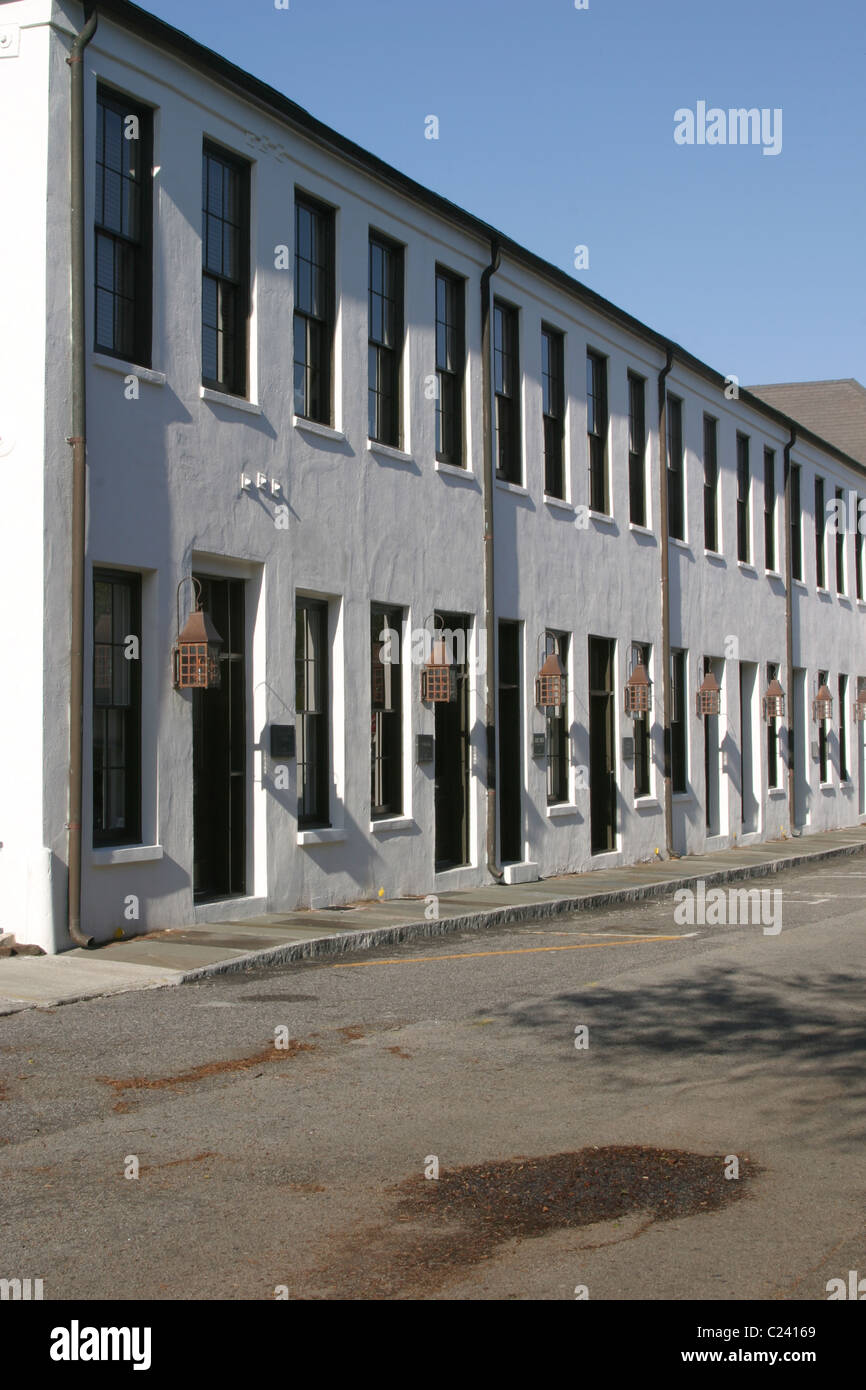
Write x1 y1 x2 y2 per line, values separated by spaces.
332 935 684 968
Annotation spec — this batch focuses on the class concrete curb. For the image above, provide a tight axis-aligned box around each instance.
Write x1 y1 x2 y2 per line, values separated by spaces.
176 838 866 986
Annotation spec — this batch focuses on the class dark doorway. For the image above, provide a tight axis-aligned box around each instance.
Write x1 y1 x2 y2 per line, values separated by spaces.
434 611 470 871
589 635 617 853
192 575 246 901
498 620 522 863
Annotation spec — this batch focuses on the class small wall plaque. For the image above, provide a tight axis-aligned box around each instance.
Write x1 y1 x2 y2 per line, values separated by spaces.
270 724 295 758
416 734 434 764
532 732 547 759
622 736 635 761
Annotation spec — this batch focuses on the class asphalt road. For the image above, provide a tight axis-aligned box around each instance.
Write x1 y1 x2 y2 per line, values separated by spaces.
2 856 865 1301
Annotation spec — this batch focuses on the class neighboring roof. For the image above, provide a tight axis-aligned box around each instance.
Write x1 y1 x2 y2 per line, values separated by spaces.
85 0 864 476
747 380 866 467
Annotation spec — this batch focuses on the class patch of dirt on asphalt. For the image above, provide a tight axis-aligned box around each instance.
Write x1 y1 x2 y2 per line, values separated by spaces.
296 1145 759 1299
98 1039 318 1098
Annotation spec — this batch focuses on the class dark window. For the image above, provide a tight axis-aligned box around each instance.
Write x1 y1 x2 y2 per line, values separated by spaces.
202 144 250 395
95 88 152 365
736 433 750 563
816 668 830 782
296 599 329 828
587 351 608 513
671 649 687 793
628 373 646 526
839 673 848 781
633 642 651 797
92 570 141 846
764 449 776 571
857 498 864 600
835 487 846 593
368 233 403 446
293 195 334 425
371 605 403 817
703 415 718 551
435 268 465 465
545 631 569 804
767 661 780 789
815 477 826 587
542 326 565 498
791 464 803 581
667 394 684 540
494 301 521 482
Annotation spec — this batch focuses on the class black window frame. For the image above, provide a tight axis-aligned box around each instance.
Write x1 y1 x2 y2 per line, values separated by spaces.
633 641 651 798
368 231 404 447
545 630 570 805
839 672 849 781
434 266 465 466
586 350 609 514
791 464 803 581
818 668 829 783
736 432 750 563
835 486 846 594
671 648 688 794
370 603 404 819
815 476 826 588
628 372 647 527
764 448 776 571
542 324 566 499
856 497 864 601
94 85 153 367
494 299 521 483
92 568 142 847
201 141 251 397
296 598 330 829
293 192 335 426
767 661 780 790
667 393 685 541
703 414 718 551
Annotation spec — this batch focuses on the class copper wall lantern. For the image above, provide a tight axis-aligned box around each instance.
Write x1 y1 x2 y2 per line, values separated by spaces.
420 635 454 703
695 670 721 718
173 578 223 690
812 682 833 722
535 635 566 710
624 647 652 717
762 677 785 722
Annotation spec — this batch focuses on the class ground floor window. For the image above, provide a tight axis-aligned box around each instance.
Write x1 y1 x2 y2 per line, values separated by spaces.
92 569 141 845
296 598 329 827
371 604 403 817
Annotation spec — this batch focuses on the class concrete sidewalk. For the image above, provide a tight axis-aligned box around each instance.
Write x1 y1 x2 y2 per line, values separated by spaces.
1 826 864 1015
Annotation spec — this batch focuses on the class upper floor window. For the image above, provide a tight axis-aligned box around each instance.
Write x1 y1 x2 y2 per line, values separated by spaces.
628 373 646 527
368 233 403 446
435 268 465 465
95 87 152 365
815 475 826 587
202 144 250 396
294 194 334 425
764 448 776 571
856 497 864 600
736 432 750 563
791 464 803 581
542 326 566 498
703 415 718 551
667 394 684 540
586 351 608 513
494 301 521 483
835 486 846 594
93 570 141 846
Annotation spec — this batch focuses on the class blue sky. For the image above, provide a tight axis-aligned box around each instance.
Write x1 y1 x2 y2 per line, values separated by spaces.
139 0 865 385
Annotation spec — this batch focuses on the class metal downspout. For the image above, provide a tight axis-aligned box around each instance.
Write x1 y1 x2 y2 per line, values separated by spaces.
481 240 503 882
66 7 98 948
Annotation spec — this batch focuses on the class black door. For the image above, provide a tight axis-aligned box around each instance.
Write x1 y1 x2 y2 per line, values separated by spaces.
589 635 616 853
192 576 246 900
498 620 522 863
434 611 470 870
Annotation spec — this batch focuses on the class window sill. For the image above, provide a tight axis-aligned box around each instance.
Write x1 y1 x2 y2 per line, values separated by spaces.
91 844 164 867
92 354 166 386
370 816 416 834
547 802 579 818
294 415 346 443
705 548 726 563
634 797 661 811
737 561 757 575
765 569 783 580
669 536 692 552
837 594 852 605
201 386 263 415
629 522 655 538
672 792 693 803
496 478 529 497
793 578 807 590
297 828 346 846
435 460 477 482
544 495 574 514
819 783 835 794
367 439 414 466
589 509 616 527
768 787 786 797
816 586 830 597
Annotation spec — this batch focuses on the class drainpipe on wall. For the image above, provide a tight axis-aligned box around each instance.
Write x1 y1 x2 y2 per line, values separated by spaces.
481 239 503 882
657 348 675 858
65 6 98 948
783 427 798 837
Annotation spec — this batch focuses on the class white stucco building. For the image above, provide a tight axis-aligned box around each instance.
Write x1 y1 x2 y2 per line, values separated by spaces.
1 0 864 953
